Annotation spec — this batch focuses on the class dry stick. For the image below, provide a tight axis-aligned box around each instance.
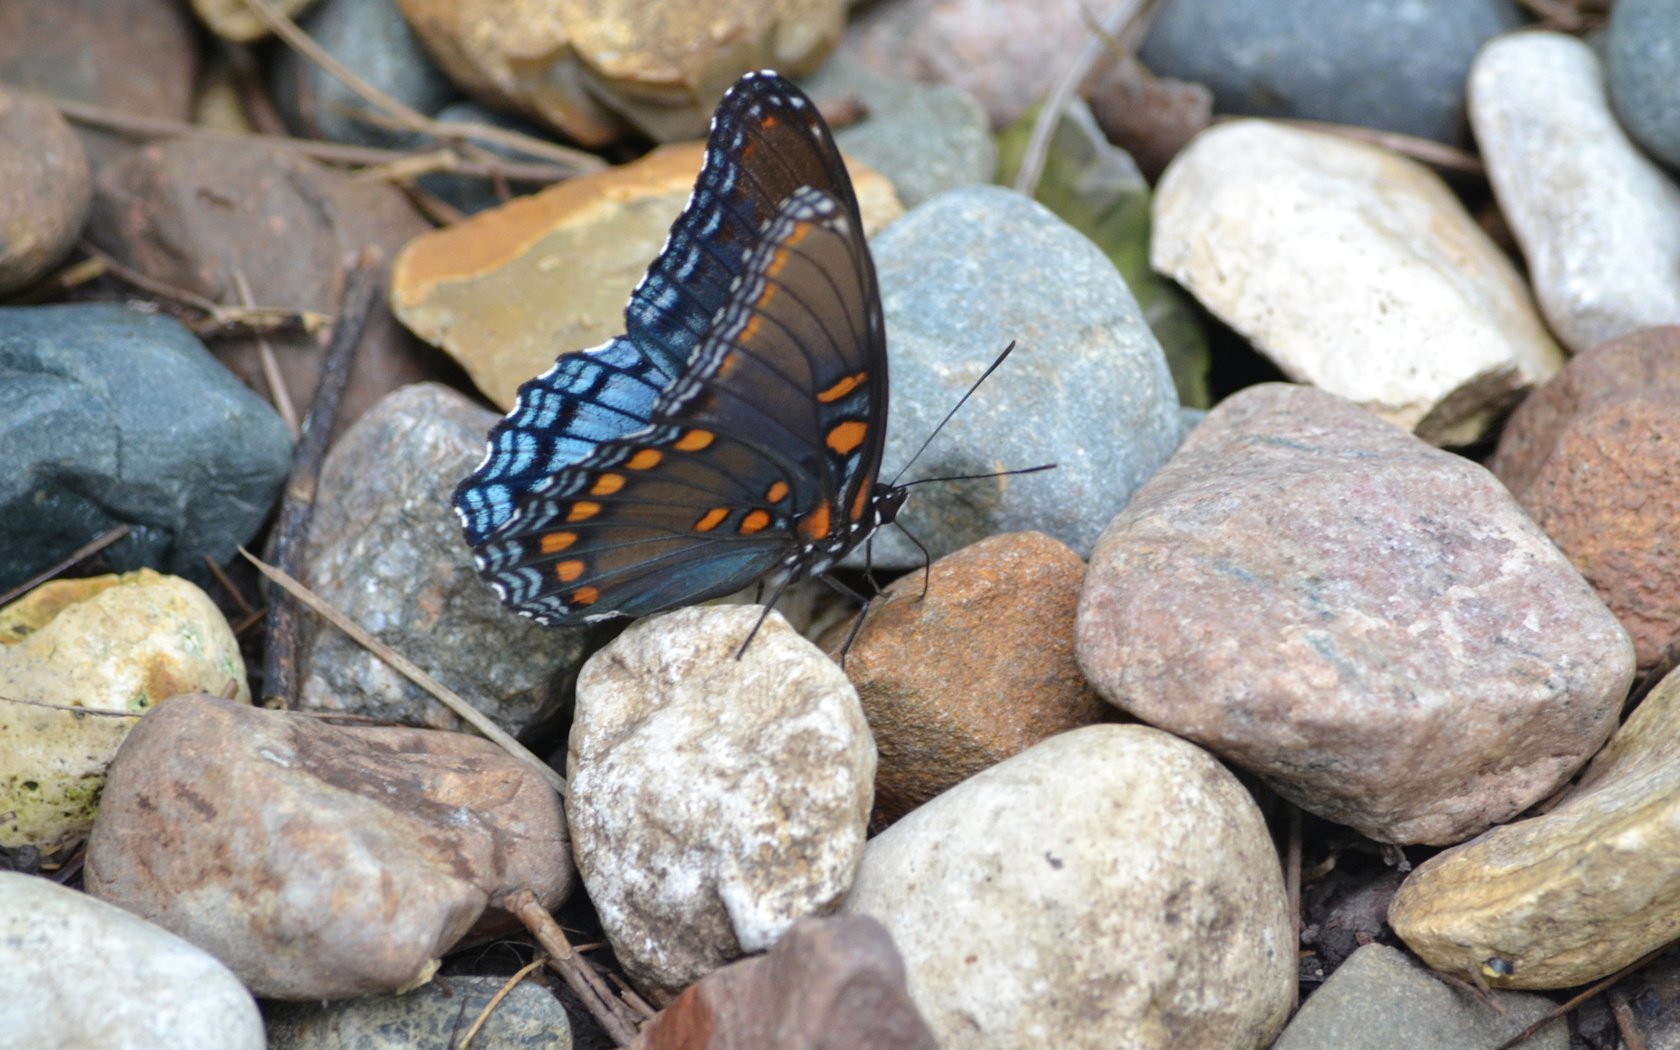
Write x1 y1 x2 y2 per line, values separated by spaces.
202 554 256 618
1610 988 1647 1050
457 953 549 1050
51 98 590 184
241 551 567 796
0 524 131 608
1286 804 1303 1011
502 888 644 1046
234 268 301 439
74 239 328 336
221 39 290 136
235 0 603 175
1513 0 1589 31
1492 945 1670 1050
261 252 381 707
1267 118 1486 176
1013 0 1159 198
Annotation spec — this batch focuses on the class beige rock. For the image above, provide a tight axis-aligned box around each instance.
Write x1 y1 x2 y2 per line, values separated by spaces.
392 142 901 410
841 725 1294 1050
0 570 246 856
191 0 317 43
84 695 571 999
1151 119 1563 446
567 606 875 1003
0 87 91 295
1469 32 1680 354
1390 664 1680 989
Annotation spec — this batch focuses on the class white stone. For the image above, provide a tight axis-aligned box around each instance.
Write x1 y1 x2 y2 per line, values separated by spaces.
841 725 1294 1050
0 871 263 1049
1469 32 1680 354
1152 119 1563 446
565 605 875 1003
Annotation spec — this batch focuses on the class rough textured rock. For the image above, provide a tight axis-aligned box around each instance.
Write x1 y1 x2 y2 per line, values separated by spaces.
1469 32 1680 354
1151 120 1563 446
0 571 247 857
390 140 900 410
84 695 571 1000
1607 0 1680 170
862 185 1184 567
301 383 588 733
87 135 450 440
843 725 1293 1050
1488 326 1680 669
1271 944 1567 1050
0 871 264 1050
0 304 292 592
566 606 875 1004
1390 665 1680 989
1138 0 1523 146
826 532 1111 827
630 916 937 1050
265 975 573 1049
0 87 91 294
1076 383 1634 846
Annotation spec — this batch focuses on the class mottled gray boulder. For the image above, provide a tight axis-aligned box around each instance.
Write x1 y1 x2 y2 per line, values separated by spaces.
1607 0 1680 170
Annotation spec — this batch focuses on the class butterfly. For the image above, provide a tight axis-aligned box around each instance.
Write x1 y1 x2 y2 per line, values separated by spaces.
453 70 906 629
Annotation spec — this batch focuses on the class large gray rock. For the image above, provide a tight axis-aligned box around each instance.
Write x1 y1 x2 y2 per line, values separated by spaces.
0 304 291 592
865 185 1183 566
1076 383 1634 846
265 976 573 1049
1607 0 1680 170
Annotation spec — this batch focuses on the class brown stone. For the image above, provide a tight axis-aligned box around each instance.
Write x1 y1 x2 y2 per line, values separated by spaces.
1088 56 1214 183
86 136 453 440
824 532 1112 827
1488 326 1680 669
84 695 571 999
631 916 937 1050
391 141 901 409
0 87 91 294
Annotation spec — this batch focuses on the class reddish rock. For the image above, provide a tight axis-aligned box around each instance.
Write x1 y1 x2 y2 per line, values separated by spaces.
84 695 571 1000
631 916 937 1050
1088 57 1214 183
86 137 455 439
1489 326 1680 669
1076 383 1634 846
826 532 1113 828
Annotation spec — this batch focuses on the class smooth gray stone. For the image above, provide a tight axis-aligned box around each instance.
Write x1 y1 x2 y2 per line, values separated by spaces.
1607 0 1680 169
264 976 573 1049
1139 0 1525 146
0 303 291 591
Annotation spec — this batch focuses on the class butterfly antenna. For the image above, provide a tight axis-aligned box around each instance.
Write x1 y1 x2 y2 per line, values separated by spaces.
889 340 1019 487
899 462 1056 488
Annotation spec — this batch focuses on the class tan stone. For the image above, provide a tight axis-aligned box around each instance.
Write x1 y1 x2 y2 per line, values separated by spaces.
0 570 247 856
1390 665 1680 989
391 143 901 409
190 0 317 43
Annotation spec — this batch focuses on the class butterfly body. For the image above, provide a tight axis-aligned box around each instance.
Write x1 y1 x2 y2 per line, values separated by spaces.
455 71 902 626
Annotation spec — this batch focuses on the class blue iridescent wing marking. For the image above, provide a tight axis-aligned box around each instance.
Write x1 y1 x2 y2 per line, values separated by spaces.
454 71 894 626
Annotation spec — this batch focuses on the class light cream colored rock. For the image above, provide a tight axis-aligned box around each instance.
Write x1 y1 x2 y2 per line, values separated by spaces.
566 605 876 1004
391 142 901 410
1469 32 1680 355
1390 665 1680 989
0 570 247 857
190 0 317 42
0 872 264 1049
841 724 1294 1050
1151 119 1563 446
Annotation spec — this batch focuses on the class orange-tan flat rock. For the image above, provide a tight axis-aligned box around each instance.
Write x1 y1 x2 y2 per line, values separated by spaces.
392 143 903 409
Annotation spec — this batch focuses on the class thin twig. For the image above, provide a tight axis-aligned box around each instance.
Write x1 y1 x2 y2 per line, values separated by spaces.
77 240 329 335
1611 988 1647 1050
233 268 300 438
50 97 596 182
1492 945 1670 1050
1514 0 1588 31
458 953 549 1050
235 0 603 174
240 550 567 796
501 888 642 1045
1286 804 1303 1011
220 39 289 136
0 694 146 718
0 524 132 609
1014 0 1159 197
261 251 381 707
1264 117 1486 176
202 554 256 617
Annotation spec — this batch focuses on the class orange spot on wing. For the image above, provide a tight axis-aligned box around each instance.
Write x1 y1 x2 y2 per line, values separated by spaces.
799 503 831 541
627 449 663 470
540 531 577 554
694 507 729 532
849 481 872 524
740 510 771 535
567 501 601 522
571 586 599 606
675 429 714 452
826 420 867 455
816 372 867 403
591 473 625 495
555 560 585 582
766 480 788 503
